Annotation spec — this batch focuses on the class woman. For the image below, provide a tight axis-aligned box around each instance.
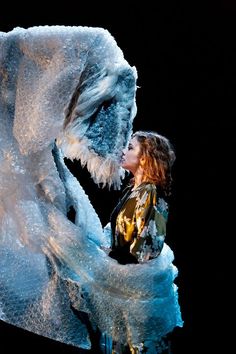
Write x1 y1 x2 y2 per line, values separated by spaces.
102 130 181 353
109 130 175 265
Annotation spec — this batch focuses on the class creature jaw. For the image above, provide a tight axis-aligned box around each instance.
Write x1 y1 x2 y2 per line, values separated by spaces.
57 133 125 190
57 66 137 190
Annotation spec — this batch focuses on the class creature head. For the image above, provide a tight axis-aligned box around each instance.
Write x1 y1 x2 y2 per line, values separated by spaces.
1 26 137 188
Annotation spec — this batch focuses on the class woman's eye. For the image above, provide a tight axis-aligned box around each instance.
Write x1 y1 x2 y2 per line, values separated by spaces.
128 145 133 150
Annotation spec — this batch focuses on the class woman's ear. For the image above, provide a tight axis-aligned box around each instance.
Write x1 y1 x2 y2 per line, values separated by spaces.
140 156 146 167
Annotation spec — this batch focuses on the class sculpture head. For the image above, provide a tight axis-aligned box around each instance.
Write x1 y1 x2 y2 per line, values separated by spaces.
1 26 137 189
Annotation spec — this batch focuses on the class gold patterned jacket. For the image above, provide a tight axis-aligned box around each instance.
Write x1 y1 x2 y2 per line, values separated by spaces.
109 182 169 264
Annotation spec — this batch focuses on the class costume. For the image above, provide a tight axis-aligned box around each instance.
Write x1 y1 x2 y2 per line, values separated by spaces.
109 182 168 264
105 183 183 352
0 25 137 349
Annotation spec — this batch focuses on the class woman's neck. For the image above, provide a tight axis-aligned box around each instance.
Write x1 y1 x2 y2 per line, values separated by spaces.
133 168 144 189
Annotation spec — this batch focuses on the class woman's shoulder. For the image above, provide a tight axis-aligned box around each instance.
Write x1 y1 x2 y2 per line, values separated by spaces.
138 183 168 207
137 182 157 193
140 183 167 201
132 182 157 200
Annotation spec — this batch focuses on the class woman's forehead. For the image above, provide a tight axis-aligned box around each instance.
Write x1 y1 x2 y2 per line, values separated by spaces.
130 137 139 145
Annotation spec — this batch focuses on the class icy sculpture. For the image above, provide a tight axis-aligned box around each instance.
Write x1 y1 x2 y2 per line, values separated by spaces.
0 26 182 351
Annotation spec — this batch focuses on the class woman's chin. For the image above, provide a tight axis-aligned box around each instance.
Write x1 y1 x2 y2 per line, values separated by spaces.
121 163 127 170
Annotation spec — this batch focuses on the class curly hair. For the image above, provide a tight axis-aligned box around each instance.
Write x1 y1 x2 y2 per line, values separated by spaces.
132 131 176 196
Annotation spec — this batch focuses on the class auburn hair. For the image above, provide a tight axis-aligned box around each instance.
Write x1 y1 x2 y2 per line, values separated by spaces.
132 131 176 196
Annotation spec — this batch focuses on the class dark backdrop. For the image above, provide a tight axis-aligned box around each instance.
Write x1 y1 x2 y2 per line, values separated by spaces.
0 1 234 353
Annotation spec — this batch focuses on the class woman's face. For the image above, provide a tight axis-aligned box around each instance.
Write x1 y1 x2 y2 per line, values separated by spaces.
121 137 142 174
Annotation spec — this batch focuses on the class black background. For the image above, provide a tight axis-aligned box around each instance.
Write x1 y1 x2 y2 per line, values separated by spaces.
0 1 234 353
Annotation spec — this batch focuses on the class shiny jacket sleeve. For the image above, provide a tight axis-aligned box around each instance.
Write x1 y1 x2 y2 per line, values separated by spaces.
130 185 168 262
